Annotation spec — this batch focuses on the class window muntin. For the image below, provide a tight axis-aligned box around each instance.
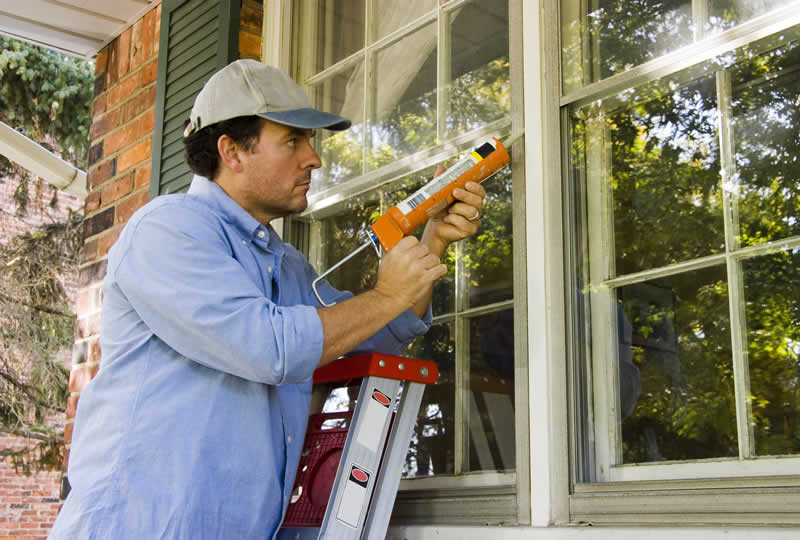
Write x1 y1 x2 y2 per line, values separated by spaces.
567 16 800 481
295 0 517 487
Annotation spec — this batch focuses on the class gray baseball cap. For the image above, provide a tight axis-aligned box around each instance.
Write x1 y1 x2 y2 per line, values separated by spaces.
183 59 351 137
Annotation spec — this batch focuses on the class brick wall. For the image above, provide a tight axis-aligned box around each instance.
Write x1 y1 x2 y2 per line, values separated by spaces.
63 0 263 509
0 178 82 540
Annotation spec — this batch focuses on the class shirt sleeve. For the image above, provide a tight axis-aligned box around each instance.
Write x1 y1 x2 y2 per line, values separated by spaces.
110 203 322 385
308 273 432 357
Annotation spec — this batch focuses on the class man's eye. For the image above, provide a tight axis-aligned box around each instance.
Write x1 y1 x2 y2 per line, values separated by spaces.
287 138 297 147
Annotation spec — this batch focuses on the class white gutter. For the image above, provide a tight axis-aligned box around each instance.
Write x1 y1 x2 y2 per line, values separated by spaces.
0 121 88 200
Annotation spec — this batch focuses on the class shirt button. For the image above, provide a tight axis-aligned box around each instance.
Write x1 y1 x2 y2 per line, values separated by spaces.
268 267 272 273
257 230 266 239
241 240 247 245
287 435 292 444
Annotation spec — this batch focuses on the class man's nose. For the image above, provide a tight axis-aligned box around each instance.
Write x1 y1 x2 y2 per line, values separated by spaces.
300 139 322 169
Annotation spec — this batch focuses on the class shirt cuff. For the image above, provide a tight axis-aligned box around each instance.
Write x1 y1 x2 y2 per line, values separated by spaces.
386 303 432 344
282 304 324 384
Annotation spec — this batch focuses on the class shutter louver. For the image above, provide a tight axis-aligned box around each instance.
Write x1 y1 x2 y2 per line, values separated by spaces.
150 0 240 198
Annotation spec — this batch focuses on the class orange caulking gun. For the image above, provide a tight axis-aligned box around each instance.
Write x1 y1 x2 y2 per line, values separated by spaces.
312 131 523 307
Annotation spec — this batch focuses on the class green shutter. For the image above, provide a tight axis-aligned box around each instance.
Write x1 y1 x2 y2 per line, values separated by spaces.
150 0 241 198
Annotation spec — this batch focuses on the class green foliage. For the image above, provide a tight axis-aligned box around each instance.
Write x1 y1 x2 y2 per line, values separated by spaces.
571 25 800 462
0 36 93 178
0 36 91 473
0 212 83 473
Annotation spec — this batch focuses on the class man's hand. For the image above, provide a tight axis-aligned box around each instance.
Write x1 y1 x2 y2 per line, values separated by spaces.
421 166 487 257
374 236 447 310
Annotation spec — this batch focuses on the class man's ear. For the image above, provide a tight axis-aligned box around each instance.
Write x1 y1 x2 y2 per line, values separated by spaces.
217 134 245 174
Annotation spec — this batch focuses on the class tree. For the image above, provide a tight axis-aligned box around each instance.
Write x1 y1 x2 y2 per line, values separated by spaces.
0 36 92 472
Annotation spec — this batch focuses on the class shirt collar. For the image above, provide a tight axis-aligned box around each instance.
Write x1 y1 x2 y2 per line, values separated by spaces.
187 175 277 247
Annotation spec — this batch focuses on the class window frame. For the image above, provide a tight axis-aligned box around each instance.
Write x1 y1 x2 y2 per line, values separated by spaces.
561 0 800 524
278 0 532 526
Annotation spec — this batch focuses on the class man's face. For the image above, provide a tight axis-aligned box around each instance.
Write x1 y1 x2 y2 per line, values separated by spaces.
234 119 322 223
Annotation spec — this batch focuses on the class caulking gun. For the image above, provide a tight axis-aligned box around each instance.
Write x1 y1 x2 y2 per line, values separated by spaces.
312 131 523 307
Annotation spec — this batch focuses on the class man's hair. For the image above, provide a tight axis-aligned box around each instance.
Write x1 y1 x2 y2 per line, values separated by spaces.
183 116 264 179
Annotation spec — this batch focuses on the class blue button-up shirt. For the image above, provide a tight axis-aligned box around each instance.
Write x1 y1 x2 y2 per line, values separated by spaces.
49 176 430 540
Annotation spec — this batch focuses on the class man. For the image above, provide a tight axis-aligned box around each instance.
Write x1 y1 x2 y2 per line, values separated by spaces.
49 59 485 539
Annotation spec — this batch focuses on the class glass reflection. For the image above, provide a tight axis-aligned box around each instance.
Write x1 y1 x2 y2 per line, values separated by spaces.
372 0 436 41
311 63 365 195
468 310 515 472
560 0 797 93
447 0 510 138
371 22 438 168
742 251 800 456
312 0 365 72
319 196 380 295
404 321 456 477
615 267 738 463
572 74 726 276
730 37 800 247
464 164 513 308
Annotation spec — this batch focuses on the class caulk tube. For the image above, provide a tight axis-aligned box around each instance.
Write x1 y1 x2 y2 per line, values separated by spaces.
371 137 510 251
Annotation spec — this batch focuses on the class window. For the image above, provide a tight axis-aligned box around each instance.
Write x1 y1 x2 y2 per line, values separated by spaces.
563 0 800 524
291 0 526 525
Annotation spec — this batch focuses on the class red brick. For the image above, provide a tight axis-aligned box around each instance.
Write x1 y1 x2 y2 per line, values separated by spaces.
118 138 151 173
81 238 98 265
143 9 157 60
240 3 263 31
239 30 261 60
97 227 121 257
134 163 152 190
105 123 138 155
124 87 157 123
154 4 161 54
140 59 158 87
85 190 101 213
118 27 131 79
76 312 101 340
116 190 149 224
101 174 133 205
87 160 114 190
130 18 145 71
88 342 102 365
95 47 109 75
106 75 139 109
68 363 92 394
106 38 119 87
89 108 120 140
66 395 79 419
92 93 107 117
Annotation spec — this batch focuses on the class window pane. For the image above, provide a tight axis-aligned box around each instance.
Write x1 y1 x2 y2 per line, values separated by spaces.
467 309 515 472
616 267 739 463
709 0 796 31
405 320 456 477
464 163 514 307
560 0 797 93
561 0 694 92
373 0 436 42
311 63 365 195
743 251 800 456
312 0 365 72
730 37 800 247
319 196 380 296
572 75 725 277
371 22 438 168
446 0 510 138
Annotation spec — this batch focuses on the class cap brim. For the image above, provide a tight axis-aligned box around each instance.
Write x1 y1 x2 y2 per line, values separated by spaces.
259 108 351 131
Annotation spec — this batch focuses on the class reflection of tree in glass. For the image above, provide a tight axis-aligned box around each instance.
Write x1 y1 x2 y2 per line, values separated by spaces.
588 0 693 80
404 322 456 477
730 40 800 247
574 35 800 462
